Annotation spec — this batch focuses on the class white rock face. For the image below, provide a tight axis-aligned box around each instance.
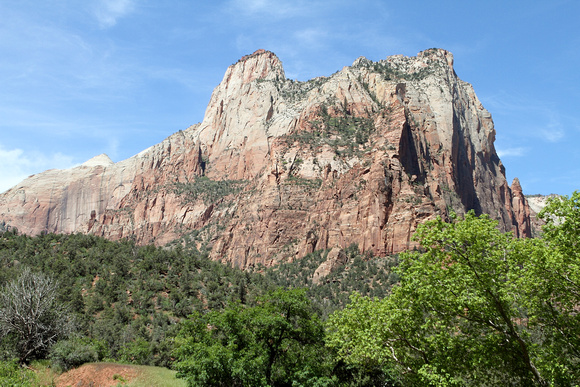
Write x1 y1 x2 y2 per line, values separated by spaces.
81 154 114 167
527 195 558 214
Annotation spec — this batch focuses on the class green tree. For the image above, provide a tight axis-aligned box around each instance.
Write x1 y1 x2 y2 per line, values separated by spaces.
327 209 580 386
174 288 333 386
521 192 580 383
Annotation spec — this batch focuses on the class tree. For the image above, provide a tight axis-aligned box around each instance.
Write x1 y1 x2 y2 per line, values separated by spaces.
522 192 580 382
0 268 73 363
327 209 580 386
174 288 334 386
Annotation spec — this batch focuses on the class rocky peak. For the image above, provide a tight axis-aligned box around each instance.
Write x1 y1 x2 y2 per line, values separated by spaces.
194 50 288 179
352 56 372 67
417 48 454 69
81 153 113 168
0 49 535 268
226 49 285 86
511 177 523 193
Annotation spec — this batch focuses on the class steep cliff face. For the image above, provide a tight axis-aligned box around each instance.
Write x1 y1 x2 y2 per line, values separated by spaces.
0 49 532 267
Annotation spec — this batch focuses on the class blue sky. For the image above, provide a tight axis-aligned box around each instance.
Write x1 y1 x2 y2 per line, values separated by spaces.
0 0 578 195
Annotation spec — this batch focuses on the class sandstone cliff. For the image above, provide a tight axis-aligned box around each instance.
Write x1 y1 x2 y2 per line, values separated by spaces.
0 49 532 267
526 193 560 237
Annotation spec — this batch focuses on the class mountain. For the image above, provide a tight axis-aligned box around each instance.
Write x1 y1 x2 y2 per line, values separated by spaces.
525 193 560 236
0 49 531 268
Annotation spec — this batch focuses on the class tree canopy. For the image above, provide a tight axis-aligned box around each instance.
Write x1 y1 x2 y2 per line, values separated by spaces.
173 288 333 386
0 192 579 385
327 192 580 386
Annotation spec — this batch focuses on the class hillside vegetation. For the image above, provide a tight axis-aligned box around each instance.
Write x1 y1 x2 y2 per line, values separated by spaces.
0 192 578 386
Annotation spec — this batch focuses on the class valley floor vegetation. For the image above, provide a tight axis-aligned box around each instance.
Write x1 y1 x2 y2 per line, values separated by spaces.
0 192 578 386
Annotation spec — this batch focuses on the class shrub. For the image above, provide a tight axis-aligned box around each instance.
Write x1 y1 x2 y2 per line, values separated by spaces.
0 360 35 386
118 338 152 365
49 337 105 372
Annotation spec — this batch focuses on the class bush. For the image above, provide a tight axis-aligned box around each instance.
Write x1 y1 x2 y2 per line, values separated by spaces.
49 337 105 372
118 338 152 365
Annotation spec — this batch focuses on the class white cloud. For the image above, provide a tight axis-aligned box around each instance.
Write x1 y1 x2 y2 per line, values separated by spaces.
481 92 567 143
293 28 328 48
235 0 269 13
496 147 527 158
0 145 76 193
226 0 329 19
538 118 565 143
94 0 136 28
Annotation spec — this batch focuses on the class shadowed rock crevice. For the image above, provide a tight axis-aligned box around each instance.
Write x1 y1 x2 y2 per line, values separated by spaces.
398 121 425 184
450 110 482 215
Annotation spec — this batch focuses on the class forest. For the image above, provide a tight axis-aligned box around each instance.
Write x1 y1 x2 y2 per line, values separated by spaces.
0 192 578 386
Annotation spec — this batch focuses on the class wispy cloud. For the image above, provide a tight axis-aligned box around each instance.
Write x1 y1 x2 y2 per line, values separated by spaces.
93 0 136 28
539 128 564 143
0 144 76 193
482 91 567 143
0 4 139 101
293 28 328 49
496 147 527 158
222 0 401 81
226 0 321 19
538 116 565 143
229 0 271 14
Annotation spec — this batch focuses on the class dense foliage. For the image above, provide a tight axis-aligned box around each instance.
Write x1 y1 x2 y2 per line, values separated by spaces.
174 288 332 386
0 232 267 365
0 223 392 372
0 359 36 386
261 246 400 319
0 192 578 386
327 192 580 386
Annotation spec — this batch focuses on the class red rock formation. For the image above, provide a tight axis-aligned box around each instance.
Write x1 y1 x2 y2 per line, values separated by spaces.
0 49 533 268
509 177 532 238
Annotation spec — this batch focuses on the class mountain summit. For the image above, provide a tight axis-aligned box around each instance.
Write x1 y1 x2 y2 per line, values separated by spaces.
0 49 531 267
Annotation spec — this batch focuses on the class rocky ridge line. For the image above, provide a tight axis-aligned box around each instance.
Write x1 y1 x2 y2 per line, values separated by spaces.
0 49 532 268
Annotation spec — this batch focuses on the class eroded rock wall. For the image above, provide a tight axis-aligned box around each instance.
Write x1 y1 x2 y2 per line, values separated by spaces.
0 49 532 268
